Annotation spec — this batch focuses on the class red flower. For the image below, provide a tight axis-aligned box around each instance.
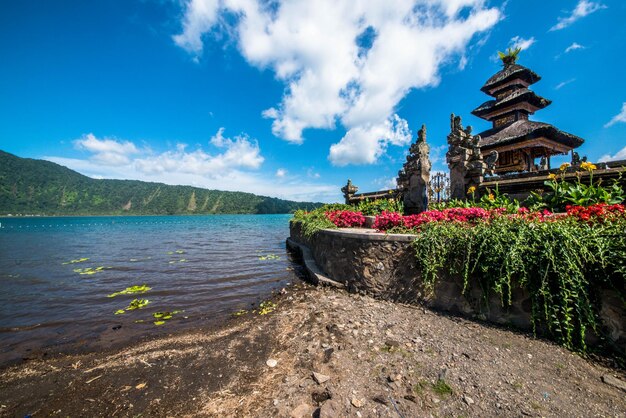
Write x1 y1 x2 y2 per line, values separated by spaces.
325 210 366 227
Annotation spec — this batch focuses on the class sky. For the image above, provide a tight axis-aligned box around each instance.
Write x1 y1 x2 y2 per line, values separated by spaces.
1 0 625 203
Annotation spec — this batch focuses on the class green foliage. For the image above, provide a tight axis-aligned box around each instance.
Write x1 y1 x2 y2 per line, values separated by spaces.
108 284 152 298
412 216 625 352
62 257 89 265
0 150 322 215
429 186 519 213
354 198 403 215
428 199 472 210
432 379 453 396
528 172 624 212
291 205 338 238
477 185 520 213
497 47 521 65
152 310 182 325
258 300 277 315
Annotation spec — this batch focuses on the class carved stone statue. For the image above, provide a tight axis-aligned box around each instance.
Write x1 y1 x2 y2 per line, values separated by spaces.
485 150 499 176
397 124 431 214
341 179 358 204
446 113 486 199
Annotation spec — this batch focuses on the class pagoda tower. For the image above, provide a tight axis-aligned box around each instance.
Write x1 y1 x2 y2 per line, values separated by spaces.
471 54 584 174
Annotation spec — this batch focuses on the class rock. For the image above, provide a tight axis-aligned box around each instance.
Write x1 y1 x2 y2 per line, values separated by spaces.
290 403 313 418
311 390 332 404
318 400 340 418
385 339 400 348
372 394 389 405
351 397 364 408
387 374 402 382
463 395 475 405
312 372 330 384
601 375 626 392
266 359 278 368
404 394 417 403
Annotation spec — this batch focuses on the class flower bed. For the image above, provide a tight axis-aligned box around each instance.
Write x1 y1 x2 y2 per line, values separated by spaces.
325 210 366 228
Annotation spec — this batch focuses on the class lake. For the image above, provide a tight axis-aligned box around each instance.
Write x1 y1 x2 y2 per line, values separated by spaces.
0 214 300 366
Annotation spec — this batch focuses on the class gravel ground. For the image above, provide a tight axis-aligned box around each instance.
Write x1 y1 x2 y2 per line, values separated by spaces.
1 283 624 417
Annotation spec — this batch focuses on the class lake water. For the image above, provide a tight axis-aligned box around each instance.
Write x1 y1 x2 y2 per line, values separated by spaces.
0 214 300 366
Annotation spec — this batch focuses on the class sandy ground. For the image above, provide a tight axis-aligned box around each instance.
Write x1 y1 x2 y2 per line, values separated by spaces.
1 282 624 418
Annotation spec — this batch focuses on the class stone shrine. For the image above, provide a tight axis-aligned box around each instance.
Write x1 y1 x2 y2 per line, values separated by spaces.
397 125 431 214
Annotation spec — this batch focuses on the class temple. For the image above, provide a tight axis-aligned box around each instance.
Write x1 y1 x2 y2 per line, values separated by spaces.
471 55 584 174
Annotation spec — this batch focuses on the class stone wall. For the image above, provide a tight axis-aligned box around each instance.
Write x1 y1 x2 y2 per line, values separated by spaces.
289 222 625 349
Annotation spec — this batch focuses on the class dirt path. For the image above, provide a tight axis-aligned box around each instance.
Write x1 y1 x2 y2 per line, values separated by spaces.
1 283 624 417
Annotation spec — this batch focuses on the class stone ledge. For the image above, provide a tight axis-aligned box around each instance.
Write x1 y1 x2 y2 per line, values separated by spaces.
286 238 345 289
320 228 416 242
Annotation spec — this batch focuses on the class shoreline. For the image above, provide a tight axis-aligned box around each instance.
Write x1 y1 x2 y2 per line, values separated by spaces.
0 213 296 219
2 282 624 417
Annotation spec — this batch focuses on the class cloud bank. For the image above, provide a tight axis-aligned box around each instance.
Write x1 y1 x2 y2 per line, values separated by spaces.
173 0 501 166
46 131 337 202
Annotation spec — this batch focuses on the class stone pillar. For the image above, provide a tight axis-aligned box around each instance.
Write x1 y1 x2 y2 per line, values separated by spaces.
446 114 485 199
399 125 431 214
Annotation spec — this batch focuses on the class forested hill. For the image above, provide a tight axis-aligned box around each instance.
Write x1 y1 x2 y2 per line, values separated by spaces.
0 150 323 215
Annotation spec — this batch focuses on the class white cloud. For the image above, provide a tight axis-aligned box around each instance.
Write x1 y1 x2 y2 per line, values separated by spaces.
509 35 535 51
599 146 626 162
74 133 139 166
47 129 340 202
604 102 626 128
134 131 263 176
174 0 502 164
550 0 606 31
275 168 287 178
555 78 575 90
306 167 320 179
328 114 412 166
172 0 221 54
565 42 584 53
373 176 398 190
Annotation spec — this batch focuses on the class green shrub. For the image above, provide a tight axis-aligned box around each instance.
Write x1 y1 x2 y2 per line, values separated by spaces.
354 197 403 215
528 164 624 212
412 215 625 352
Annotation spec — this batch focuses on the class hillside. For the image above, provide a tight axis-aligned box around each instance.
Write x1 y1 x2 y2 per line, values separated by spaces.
0 150 323 215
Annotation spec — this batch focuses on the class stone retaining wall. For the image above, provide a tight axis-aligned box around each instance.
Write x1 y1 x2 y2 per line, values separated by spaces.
289 222 625 349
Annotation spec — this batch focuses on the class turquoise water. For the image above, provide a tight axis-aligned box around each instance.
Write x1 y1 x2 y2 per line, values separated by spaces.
0 214 299 365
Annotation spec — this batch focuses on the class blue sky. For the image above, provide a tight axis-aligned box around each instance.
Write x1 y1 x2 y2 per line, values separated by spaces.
1 0 625 203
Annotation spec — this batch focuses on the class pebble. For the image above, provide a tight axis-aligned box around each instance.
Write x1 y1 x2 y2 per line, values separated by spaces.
351 397 364 408
312 372 330 384
266 359 278 368
290 403 313 418
463 395 475 406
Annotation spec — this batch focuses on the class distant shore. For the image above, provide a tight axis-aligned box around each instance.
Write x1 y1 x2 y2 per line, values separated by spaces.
1 283 624 417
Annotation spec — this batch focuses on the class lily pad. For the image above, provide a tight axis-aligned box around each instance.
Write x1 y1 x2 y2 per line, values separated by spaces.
151 310 182 326
258 253 281 261
108 284 152 298
125 298 150 311
258 301 277 315
62 257 90 265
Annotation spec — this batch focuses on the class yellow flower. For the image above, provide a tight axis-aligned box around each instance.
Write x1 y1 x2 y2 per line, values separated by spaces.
559 163 570 171
467 186 476 194
488 193 495 201
580 161 597 172
548 173 557 180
